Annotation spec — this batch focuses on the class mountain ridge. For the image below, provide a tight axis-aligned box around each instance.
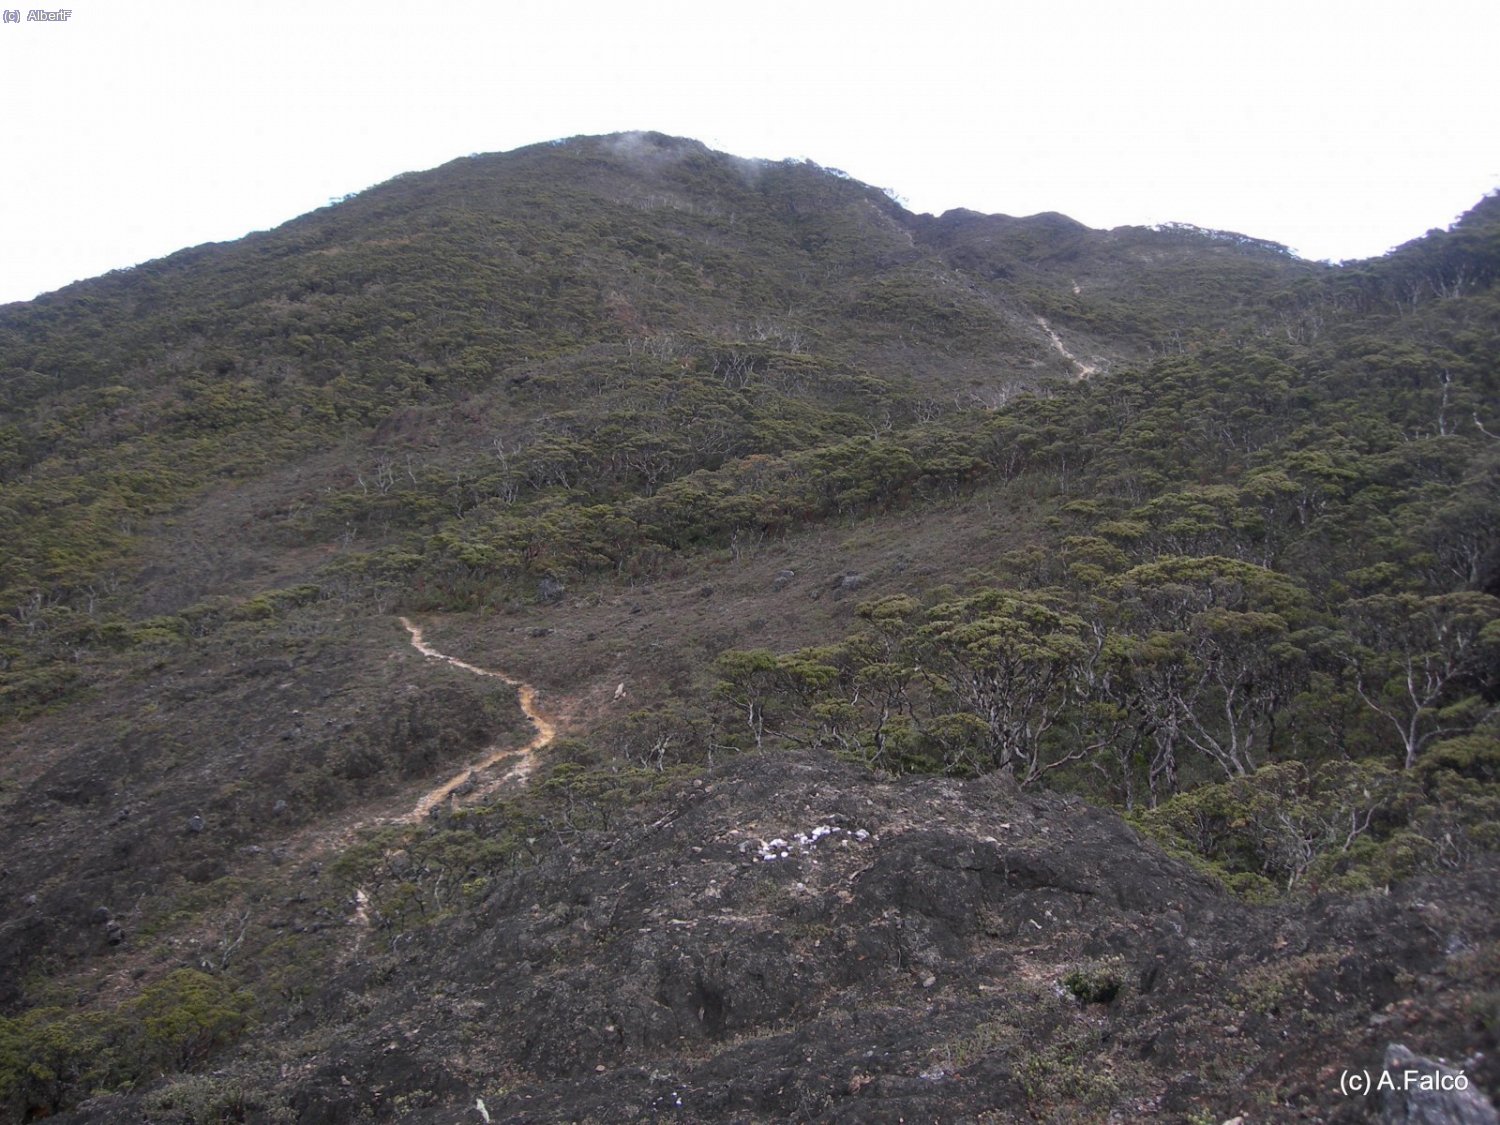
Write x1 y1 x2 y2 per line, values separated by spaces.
0 132 1497 1123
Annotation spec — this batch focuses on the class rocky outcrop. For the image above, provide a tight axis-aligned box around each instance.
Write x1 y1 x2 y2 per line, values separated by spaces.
61 752 1492 1124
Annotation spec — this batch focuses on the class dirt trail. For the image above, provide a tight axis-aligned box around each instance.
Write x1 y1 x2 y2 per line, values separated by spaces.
400 616 556 821
260 619 559 943
1035 315 1099 380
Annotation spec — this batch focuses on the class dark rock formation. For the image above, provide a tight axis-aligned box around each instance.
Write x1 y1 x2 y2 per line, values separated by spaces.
58 753 1489 1123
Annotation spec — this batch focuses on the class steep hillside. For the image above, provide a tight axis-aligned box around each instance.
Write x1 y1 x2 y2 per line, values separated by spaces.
0 134 1496 1123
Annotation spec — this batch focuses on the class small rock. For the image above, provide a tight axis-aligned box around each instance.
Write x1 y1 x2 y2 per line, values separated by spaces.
528 627 553 638
772 569 796 591
90 906 112 924
186 814 205 834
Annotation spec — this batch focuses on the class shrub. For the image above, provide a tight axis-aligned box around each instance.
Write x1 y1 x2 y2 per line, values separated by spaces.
0 970 256 1119
1062 959 1126 1004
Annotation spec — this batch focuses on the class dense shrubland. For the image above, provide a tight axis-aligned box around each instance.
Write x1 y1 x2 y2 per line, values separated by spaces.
701 209 1500 895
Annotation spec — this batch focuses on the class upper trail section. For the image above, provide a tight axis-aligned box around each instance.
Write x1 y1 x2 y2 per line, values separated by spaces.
1035 315 1099 379
399 617 556 821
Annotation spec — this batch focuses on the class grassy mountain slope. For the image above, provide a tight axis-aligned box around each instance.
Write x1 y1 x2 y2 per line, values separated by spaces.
0 134 1497 1122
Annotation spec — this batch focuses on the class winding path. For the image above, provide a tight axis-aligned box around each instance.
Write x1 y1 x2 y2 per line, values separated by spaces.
399 617 556 820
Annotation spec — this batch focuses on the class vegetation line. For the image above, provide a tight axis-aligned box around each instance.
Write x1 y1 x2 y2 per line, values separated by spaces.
399 616 556 819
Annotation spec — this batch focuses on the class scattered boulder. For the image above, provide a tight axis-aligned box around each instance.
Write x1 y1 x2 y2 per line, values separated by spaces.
772 569 796 591
185 814 205 834
92 905 126 945
185 860 226 884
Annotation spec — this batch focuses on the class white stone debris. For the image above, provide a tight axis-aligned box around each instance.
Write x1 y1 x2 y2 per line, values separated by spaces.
750 824 871 862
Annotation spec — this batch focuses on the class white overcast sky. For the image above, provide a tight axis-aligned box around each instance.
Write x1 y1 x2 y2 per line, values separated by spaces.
2 0 1497 305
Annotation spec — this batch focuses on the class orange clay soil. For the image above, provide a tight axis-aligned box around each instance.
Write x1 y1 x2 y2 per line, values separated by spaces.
399 616 557 821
